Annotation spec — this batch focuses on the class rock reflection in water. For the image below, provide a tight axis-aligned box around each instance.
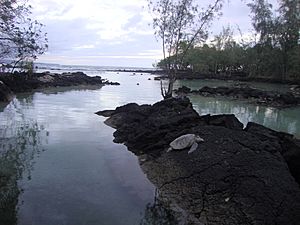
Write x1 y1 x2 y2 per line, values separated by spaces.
190 95 300 137
139 189 179 225
0 99 48 225
139 156 202 225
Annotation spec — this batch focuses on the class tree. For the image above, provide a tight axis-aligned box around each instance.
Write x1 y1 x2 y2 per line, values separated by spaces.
148 0 223 99
247 0 274 44
0 0 48 70
277 0 300 78
247 0 300 80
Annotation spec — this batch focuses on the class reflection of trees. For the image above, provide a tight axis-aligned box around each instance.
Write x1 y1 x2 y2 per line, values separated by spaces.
0 99 48 225
140 190 178 225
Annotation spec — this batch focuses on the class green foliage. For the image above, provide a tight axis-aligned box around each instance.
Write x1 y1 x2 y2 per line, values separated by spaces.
0 0 48 68
0 101 49 224
155 0 300 81
148 0 224 98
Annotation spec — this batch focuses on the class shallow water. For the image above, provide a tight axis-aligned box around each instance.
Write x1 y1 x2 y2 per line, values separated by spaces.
175 78 292 93
174 79 300 137
0 71 300 225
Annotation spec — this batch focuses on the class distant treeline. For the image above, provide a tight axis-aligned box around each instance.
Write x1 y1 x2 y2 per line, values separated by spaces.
156 0 300 82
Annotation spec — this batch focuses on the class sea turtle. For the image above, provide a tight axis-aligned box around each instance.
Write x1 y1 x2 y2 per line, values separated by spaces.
167 134 204 154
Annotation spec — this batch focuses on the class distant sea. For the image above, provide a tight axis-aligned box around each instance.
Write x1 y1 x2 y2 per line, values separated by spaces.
35 62 156 74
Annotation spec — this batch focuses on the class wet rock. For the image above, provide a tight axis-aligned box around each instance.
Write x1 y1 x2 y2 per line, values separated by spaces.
175 85 191 94
98 97 300 225
95 110 115 117
98 98 201 156
201 114 243 130
103 81 120 85
245 122 300 184
0 71 114 93
140 124 300 224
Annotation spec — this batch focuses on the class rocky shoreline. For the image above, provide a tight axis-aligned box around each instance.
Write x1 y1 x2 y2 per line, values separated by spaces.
0 71 120 103
175 85 300 108
154 71 300 85
97 97 300 225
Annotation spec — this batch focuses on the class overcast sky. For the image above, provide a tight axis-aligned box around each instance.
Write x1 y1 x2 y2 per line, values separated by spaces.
31 0 278 68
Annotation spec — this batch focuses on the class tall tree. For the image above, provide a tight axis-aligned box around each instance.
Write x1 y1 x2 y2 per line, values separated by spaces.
247 0 274 44
247 0 300 79
0 0 48 70
277 0 300 77
148 0 223 99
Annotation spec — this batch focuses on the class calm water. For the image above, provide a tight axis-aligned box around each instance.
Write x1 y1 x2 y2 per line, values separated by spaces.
0 71 300 225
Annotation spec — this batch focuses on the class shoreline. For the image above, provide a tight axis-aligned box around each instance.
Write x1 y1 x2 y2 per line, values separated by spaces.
0 71 120 103
97 97 300 224
175 85 300 108
152 70 300 85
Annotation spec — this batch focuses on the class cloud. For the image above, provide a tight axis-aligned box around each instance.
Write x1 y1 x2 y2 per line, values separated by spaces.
30 0 279 67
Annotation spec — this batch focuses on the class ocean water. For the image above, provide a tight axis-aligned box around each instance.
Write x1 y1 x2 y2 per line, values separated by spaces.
0 66 299 225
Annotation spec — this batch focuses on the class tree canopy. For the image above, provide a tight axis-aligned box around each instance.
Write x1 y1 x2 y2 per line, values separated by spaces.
0 0 48 69
155 0 300 82
148 0 224 98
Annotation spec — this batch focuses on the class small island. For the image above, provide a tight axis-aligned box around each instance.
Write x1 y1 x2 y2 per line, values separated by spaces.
0 71 119 103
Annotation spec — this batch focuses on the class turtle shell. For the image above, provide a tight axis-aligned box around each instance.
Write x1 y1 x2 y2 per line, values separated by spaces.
169 134 196 150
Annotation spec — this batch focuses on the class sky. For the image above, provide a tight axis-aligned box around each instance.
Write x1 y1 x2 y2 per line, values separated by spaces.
30 0 278 68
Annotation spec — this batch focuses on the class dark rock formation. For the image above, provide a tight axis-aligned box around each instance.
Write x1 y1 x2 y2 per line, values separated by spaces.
0 81 14 102
201 114 243 130
245 122 300 185
175 86 300 108
97 97 300 225
36 72 103 88
0 71 114 96
104 81 120 85
176 85 191 94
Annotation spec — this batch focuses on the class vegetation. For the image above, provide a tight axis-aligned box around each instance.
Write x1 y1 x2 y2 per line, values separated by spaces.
148 0 224 98
154 0 300 83
0 0 47 71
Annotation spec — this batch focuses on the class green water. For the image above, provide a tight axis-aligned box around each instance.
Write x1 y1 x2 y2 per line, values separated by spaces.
174 79 300 137
0 72 299 225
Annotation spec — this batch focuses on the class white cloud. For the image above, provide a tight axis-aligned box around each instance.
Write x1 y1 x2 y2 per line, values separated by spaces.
30 0 159 67
29 0 279 67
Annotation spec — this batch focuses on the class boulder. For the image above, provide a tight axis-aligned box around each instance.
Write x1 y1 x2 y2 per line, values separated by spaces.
201 114 244 130
175 85 191 94
245 122 300 184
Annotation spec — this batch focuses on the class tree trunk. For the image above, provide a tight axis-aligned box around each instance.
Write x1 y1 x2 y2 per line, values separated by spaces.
161 71 176 99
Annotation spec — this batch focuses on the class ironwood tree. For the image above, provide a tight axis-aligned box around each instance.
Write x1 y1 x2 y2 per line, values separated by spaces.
148 0 224 99
0 0 48 70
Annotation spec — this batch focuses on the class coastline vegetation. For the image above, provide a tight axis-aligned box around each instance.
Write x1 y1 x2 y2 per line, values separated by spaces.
0 0 47 72
149 0 300 98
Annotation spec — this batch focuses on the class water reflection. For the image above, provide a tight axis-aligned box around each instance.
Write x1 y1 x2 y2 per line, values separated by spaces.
0 99 48 225
36 85 103 96
140 190 178 225
189 95 300 137
1 72 300 225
